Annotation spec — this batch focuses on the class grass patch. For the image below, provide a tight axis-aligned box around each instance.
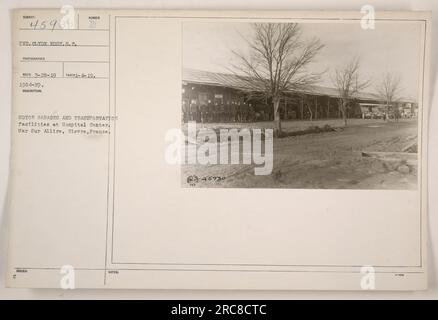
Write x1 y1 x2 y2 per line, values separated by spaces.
277 124 339 138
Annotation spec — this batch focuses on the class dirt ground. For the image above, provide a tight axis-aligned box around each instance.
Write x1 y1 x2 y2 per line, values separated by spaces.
183 118 399 134
181 119 418 189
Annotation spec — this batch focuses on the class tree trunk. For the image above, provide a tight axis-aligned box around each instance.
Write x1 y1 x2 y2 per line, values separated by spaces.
340 100 348 126
273 97 282 137
385 103 390 122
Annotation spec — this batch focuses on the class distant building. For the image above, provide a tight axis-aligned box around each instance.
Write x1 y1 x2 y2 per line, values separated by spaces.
182 68 418 123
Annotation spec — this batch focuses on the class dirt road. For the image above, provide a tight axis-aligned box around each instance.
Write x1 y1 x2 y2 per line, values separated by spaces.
182 119 418 189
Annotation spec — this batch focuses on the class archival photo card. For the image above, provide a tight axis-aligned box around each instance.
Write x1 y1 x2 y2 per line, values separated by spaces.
7 9 430 290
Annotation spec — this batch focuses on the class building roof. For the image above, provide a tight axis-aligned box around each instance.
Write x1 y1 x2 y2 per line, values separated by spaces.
183 68 249 90
182 68 416 104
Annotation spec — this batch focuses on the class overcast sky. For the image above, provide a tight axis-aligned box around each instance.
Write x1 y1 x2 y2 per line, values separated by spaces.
183 21 423 100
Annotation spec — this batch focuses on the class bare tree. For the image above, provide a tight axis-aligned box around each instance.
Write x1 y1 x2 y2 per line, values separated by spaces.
332 57 370 126
375 73 402 122
231 23 324 136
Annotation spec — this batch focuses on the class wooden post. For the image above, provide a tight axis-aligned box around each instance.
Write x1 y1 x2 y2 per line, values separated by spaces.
327 96 330 119
338 100 341 118
284 97 287 120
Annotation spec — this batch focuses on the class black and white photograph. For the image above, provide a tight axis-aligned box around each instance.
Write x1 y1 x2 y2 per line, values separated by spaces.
181 21 422 189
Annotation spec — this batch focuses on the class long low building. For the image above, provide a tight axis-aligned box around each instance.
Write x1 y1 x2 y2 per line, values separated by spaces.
182 68 417 123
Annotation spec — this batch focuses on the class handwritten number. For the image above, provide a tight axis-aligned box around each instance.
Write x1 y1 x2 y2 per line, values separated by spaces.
50 20 58 31
30 19 38 29
29 19 59 31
